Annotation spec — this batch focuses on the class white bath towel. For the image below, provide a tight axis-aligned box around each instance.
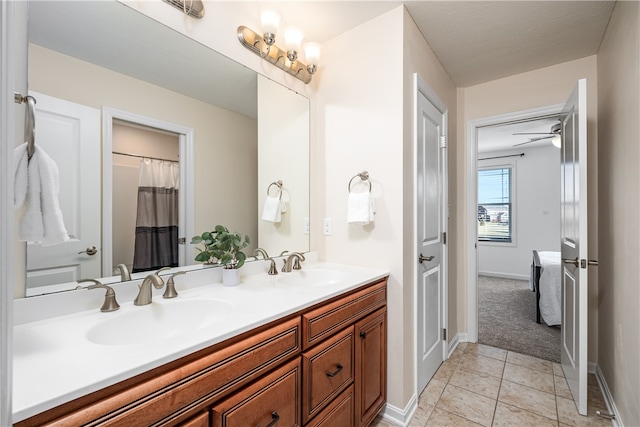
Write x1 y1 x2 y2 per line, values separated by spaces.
262 195 282 223
14 142 69 245
347 192 375 225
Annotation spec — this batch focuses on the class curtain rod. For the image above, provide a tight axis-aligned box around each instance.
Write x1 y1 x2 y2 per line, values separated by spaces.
112 151 179 163
479 153 525 161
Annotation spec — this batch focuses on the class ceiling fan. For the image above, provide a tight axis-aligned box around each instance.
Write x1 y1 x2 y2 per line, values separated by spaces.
513 122 562 147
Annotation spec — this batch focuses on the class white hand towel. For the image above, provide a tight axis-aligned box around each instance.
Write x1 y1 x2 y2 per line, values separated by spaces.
14 144 69 245
14 142 29 209
261 195 282 223
347 192 375 225
38 145 69 245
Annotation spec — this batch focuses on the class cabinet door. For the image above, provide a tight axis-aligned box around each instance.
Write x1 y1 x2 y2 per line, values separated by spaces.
211 358 301 427
354 308 386 427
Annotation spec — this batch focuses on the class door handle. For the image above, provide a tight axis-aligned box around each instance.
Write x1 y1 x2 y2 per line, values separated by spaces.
78 246 98 256
563 258 579 267
419 254 434 263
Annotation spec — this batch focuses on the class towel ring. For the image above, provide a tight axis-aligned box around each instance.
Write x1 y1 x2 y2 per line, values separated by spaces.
267 180 283 199
348 171 371 193
14 92 37 160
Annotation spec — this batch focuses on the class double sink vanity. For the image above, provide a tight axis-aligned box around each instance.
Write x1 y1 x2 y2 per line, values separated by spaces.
13 256 389 426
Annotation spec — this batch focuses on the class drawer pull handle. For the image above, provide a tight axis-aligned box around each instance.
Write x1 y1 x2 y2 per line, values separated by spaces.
360 331 366 339
326 363 344 377
258 411 280 427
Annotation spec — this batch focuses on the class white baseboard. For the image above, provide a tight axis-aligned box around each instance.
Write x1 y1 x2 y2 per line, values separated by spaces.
595 364 623 427
478 271 529 281
448 332 467 357
380 394 417 427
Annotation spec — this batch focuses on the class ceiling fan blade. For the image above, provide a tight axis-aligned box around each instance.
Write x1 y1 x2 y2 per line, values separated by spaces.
513 132 555 135
513 136 551 147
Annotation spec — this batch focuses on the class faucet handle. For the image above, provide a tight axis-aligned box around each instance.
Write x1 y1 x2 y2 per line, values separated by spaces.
268 259 278 275
77 279 120 312
163 271 186 299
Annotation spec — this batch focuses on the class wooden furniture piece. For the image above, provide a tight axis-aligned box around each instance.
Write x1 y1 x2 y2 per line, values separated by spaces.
16 278 387 427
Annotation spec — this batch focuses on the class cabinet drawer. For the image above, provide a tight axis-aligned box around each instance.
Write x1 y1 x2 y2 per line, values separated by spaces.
306 385 354 427
211 358 301 427
177 411 209 427
302 327 354 424
302 279 386 349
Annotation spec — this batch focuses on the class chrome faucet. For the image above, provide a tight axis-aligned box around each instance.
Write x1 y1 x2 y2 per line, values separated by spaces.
253 248 278 275
114 263 131 281
282 252 305 273
134 267 170 306
77 279 120 312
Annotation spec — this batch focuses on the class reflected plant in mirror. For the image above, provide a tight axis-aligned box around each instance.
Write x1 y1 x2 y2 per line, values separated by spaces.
191 226 250 269
21 0 309 297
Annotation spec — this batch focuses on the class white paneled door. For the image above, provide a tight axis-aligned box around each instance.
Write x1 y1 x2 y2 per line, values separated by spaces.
560 79 593 415
416 77 448 394
26 92 101 293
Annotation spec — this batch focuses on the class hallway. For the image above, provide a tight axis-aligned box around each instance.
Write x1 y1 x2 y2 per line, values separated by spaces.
372 343 612 426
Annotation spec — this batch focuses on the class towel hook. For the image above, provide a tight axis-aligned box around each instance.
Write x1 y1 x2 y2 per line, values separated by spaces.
14 92 37 160
348 171 371 193
267 180 283 199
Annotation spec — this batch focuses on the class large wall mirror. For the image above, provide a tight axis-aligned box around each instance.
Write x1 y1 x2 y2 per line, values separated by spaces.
22 0 310 297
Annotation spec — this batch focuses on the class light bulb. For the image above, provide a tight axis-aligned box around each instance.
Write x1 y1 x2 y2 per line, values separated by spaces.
304 42 321 74
284 27 304 62
260 10 280 45
551 135 561 148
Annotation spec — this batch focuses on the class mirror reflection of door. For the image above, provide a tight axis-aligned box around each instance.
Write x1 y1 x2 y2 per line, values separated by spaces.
111 120 179 274
25 92 101 296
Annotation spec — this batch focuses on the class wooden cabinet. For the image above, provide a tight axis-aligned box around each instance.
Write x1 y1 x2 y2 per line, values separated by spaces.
16 278 387 427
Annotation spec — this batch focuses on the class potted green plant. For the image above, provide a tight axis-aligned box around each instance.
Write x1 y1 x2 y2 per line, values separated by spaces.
191 225 250 286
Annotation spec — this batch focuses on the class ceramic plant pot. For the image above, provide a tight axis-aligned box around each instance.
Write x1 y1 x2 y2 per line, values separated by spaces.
222 268 240 287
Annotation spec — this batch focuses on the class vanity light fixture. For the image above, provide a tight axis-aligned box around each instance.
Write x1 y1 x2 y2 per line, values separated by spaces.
237 11 320 84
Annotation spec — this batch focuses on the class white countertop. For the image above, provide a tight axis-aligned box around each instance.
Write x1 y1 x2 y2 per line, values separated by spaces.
12 260 388 422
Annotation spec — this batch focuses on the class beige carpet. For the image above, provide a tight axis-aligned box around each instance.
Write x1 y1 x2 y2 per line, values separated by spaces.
478 275 561 363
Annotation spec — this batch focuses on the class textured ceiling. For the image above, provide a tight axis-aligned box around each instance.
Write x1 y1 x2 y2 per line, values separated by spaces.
404 1 616 86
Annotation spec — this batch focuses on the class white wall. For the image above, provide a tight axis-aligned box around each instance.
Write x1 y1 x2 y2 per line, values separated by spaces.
478 145 560 279
257 75 310 255
315 7 406 413
596 2 640 425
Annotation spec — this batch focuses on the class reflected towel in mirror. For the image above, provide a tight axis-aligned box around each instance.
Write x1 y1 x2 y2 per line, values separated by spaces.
261 195 286 223
13 142 69 245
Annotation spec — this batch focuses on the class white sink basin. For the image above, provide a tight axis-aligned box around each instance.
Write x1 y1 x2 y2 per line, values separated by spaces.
87 299 233 346
277 269 347 287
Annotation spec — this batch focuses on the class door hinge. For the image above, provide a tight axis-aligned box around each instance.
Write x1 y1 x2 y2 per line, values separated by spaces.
442 328 447 340
442 232 447 244
439 135 447 148
178 237 186 245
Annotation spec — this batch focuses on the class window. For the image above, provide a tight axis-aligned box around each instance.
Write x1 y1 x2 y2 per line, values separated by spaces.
478 167 512 242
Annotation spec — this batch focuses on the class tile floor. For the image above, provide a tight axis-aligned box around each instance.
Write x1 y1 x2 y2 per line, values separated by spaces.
371 343 613 427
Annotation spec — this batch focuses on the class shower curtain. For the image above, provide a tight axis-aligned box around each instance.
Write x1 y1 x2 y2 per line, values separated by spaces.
132 158 179 273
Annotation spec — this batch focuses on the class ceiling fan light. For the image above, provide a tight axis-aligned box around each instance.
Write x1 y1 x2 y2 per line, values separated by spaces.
552 135 561 148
